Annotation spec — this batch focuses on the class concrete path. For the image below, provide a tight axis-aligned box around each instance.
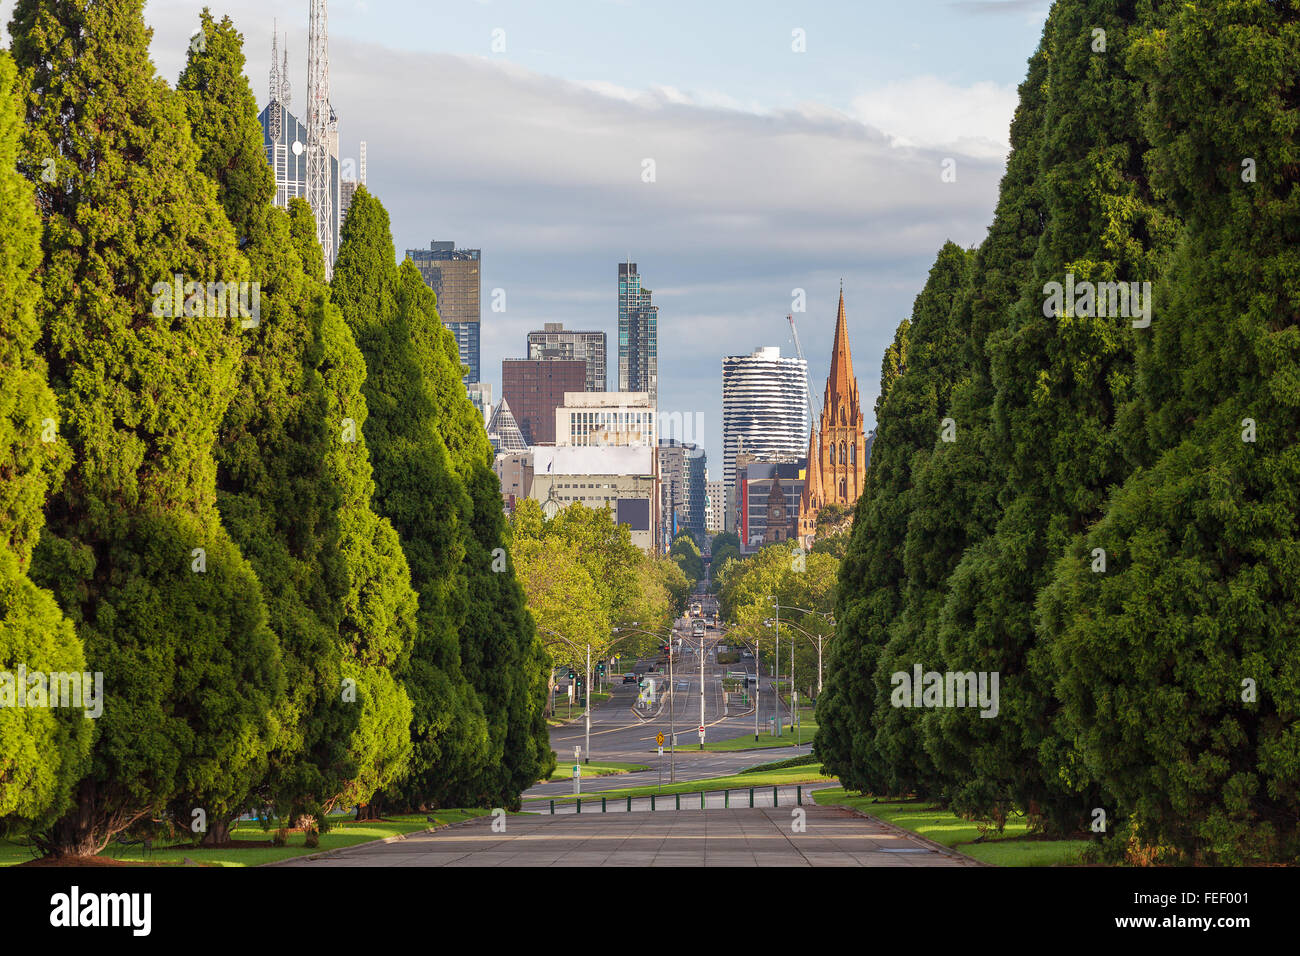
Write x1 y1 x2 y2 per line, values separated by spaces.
277 805 980 867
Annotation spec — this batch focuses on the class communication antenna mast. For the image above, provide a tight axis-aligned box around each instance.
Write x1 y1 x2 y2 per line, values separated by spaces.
359 140 367 186
281 38 290 111
269 24 281 144
307 0 334 274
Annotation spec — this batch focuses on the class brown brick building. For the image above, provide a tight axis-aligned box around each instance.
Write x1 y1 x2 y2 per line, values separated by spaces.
500 358 587 446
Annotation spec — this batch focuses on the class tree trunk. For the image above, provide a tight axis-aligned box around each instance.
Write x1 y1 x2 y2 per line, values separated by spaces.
40 779 119 858
202 819 234 845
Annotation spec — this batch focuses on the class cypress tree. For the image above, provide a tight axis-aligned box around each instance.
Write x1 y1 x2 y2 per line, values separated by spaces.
907 33 1051 824
815 244 971 796
0 48 92 829
844 246 972 796
1039 0 1300 862
814 318 907 790
922 0 1177 832
177 13 355 833
12 0 282 855
395 258 554 803
331 188 490 808
287 198 416 813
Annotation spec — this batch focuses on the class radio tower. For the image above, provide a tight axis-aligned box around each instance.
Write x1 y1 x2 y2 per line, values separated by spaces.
307 0 334 275
268 24 281 144
359 140 367 186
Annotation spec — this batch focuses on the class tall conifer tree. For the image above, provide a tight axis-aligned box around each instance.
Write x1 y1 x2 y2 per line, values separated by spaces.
331 188 490 808
177 13 356 833
395 259 554 803
287 198 417 814
922 0 1177 831
11 0 282 855
1040 0 1300 862
0 48 92 830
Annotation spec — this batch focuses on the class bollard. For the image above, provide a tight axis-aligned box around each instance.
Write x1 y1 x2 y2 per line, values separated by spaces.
550 800 554 815
602 797 607 813
773 786 778 807
749 788 754 808
627 796 632 813
576 799 581 814
675 793 680 810
725 790 730 809
797 786 803 806
651 794 656 811
701 791 705 810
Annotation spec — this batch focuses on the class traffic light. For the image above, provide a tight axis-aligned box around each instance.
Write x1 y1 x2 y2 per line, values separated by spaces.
567 669 575 680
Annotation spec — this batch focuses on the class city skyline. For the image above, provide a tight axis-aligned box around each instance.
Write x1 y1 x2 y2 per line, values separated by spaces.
74 0 1054 471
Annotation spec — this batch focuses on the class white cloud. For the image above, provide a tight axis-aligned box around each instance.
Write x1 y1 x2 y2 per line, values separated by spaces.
849 76 1019 159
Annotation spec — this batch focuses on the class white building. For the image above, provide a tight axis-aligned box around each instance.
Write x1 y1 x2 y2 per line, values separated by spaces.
721 347 808 531
531 446 657 552
555 391 656 448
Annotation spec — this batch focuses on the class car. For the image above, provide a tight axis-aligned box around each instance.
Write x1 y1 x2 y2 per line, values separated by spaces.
741 650 753 658
622 673 637 684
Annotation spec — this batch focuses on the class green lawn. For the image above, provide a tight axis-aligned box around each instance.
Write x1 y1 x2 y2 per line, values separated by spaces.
653 713 818 752
0 810 492 868
811 789 1089 867
546 692 612 725
528 763 835 806
548 760 649 781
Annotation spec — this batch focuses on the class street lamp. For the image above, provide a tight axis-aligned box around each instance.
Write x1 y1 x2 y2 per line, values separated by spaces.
613 623 679 781
774 616 831 699
708 621 762 742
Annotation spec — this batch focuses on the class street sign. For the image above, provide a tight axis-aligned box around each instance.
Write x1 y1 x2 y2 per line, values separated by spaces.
572 765 580 778
655 732 664 746
698 725 704 733
658 746 664 756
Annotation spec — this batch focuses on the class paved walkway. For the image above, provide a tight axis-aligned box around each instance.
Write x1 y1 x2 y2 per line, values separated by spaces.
277 805 980 867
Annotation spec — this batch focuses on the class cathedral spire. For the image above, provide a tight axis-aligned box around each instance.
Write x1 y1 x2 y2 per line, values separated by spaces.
824 288 858 418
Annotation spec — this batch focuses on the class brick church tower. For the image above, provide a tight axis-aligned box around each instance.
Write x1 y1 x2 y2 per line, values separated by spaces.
798 287 866 547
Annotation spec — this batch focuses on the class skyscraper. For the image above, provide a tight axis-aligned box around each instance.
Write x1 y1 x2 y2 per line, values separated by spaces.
527 323 607 392
500 359 586 446
618 262 658 407
260 30 340 268
407 241 481 384
658 439 707 547
339 140 365 226
721 346 808 531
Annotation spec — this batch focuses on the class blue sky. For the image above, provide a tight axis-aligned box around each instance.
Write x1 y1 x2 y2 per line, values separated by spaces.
4 0 1052 471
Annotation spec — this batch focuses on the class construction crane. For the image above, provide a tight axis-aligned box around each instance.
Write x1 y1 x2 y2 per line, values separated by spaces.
788 314 819 431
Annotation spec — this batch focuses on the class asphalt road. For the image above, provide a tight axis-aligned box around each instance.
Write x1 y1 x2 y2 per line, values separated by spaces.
528 615 812 800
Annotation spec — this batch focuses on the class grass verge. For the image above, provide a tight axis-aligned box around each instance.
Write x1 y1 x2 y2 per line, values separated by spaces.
654 716 817 752
0 810 492 868
547 761 649 781
811 789 1089 867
